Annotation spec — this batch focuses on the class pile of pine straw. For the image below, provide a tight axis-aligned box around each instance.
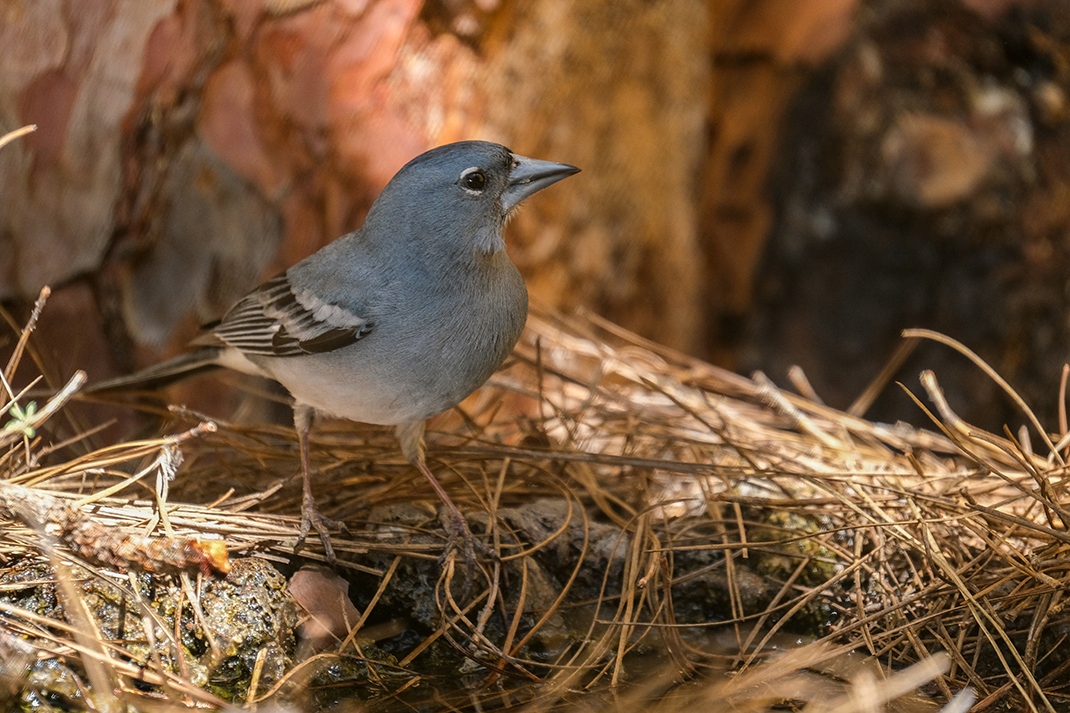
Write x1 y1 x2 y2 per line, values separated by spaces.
4 285 1065 711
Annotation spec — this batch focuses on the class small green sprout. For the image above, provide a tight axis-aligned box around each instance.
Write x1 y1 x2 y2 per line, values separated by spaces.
4 401 38 439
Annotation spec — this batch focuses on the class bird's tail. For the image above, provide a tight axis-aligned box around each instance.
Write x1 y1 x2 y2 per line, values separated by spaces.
86 348 224 394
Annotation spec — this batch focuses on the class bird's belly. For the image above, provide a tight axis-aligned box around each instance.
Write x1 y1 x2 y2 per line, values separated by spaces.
259 335 508 426
262 353 445 425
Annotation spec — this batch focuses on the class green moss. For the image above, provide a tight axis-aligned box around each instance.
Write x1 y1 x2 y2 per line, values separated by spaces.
0 556 300 704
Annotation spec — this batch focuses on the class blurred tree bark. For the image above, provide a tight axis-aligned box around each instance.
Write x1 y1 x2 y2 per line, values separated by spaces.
3 0 1069 429
702 0 857 364
2 0 719 375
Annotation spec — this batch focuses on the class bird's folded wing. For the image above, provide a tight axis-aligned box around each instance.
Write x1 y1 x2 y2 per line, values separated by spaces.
195 275 373 357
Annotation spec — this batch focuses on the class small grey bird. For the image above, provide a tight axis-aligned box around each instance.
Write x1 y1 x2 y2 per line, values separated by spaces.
92 141 578 563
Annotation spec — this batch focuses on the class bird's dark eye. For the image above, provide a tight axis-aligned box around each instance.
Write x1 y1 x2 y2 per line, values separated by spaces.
460 168 486 192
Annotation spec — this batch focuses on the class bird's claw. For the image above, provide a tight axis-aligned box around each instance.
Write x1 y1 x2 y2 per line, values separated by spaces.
438 508 495 597
297 495 349 563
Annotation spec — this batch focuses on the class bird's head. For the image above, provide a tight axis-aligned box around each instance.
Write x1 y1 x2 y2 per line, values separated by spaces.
367 141 579 258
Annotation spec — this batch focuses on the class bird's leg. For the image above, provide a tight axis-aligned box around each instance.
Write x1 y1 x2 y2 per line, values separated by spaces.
416 455 499 595
294 404 347 562
396 421 493 585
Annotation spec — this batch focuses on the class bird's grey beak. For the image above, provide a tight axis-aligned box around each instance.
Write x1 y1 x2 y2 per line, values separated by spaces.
502 154 580 213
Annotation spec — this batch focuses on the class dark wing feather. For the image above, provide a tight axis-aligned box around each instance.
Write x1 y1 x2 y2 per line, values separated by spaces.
197 275 373 357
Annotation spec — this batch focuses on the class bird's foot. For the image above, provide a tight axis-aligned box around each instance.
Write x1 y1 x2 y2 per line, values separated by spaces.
297 495 349 564
438 508 496 598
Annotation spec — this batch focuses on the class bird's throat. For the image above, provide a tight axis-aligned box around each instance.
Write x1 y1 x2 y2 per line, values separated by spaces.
475 226 507 255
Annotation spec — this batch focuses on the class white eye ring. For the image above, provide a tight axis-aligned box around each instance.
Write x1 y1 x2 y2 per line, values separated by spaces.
460 166 486 194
